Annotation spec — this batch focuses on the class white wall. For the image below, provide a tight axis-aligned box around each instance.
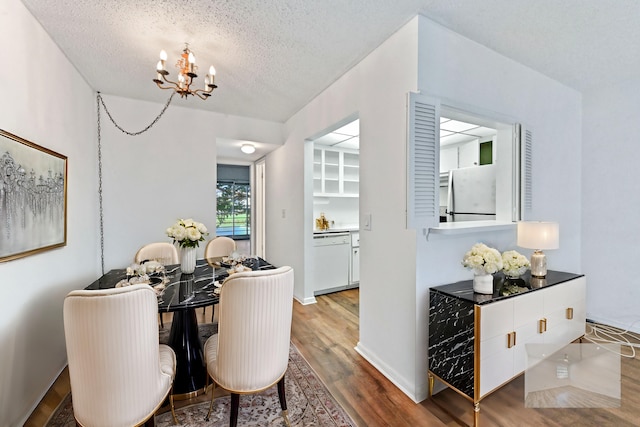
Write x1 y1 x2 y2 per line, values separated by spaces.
582 79 640 332
313 197 359 229
274 16 422 392
99 94 284 271
0 7 284 421
414 17 582 400
271 15 583 403
0 1 99 425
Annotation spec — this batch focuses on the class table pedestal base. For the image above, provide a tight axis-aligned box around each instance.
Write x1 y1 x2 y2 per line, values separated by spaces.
168 308 207 396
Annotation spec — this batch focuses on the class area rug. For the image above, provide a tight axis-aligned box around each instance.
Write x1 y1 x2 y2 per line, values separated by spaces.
46 324 356 427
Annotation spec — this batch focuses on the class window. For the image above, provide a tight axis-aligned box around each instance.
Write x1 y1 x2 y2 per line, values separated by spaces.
407 93 531 230
217 165 251 240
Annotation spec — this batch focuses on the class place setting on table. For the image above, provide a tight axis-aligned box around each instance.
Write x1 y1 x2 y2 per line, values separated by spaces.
86 254 276 309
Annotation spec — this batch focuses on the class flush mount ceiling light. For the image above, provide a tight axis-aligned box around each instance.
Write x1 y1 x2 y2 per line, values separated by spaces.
241 144 256 154
153 43 217 100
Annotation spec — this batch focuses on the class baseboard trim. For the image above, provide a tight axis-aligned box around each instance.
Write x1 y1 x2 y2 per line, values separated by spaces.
294 295 317 305
354 341 425 403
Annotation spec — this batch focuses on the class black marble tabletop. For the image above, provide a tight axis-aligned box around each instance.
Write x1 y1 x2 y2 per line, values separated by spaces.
85 257 275 313
431 270 584 306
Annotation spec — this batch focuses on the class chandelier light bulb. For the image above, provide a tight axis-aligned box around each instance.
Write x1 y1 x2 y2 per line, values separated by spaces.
156 60 163 71
209 65 216 76
159 50 167 61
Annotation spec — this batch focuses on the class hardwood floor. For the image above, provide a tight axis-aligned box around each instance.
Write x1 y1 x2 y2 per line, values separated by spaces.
25 289 640 426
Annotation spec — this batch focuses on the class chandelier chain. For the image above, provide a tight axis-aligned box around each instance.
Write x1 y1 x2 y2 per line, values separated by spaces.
97 92 175 136
96 92 174 274
97 95 105 274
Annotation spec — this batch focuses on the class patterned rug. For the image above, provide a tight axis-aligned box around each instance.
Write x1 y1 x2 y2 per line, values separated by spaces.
46 324 356 427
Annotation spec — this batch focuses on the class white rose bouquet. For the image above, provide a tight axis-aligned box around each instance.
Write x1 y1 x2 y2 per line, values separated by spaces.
166 218 209 248
462 243 503 275
501 250 530 278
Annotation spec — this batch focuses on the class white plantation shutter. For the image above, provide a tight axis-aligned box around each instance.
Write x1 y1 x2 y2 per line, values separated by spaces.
522 126 533 213
407 92 440 229
519 124 533 218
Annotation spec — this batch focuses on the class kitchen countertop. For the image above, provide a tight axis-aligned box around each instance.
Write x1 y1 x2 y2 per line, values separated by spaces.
313 227 359 235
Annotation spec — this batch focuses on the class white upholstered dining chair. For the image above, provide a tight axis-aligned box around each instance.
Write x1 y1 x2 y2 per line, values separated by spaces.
134 242 179 328
204 236 237 259
134 242 179 265
203 266 294 426
203 236 237 322
63 284 178 427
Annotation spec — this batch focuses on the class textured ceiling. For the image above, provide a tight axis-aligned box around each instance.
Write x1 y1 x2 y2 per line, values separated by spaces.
20 0 640 124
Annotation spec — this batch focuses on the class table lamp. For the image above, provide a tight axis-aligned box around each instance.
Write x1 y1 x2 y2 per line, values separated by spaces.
517 221 559 278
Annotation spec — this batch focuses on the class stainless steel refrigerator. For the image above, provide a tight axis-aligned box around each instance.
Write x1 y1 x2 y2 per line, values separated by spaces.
444 164 496 222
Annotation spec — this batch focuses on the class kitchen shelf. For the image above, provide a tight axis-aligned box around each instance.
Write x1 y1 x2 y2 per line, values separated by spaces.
313 147 359 197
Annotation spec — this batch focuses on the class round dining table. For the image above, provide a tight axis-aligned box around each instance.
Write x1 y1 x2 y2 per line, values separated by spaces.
85 256 274 398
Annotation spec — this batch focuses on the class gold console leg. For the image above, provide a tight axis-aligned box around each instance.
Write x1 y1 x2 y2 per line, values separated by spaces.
428 373 434 398
473 402 480 427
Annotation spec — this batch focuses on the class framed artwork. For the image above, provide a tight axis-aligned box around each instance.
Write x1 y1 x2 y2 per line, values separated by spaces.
0 129 67 262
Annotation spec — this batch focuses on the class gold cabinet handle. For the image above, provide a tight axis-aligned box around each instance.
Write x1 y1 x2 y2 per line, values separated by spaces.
507 331 517 348
539 318 547 333
566 307 574 320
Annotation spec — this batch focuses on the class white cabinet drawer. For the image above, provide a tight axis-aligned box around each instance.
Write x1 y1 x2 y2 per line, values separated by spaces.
480 299 513 342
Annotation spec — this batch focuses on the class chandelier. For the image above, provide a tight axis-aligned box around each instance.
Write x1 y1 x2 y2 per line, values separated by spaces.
153 44 217 100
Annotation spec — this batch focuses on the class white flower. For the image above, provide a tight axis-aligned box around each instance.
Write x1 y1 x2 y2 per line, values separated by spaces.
462 243 503 275
186 227 202 241
501 250 530 277
166 218 209 248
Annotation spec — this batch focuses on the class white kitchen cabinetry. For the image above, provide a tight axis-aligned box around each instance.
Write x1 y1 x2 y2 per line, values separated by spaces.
350 231 360 285
429 272 586 426
312 232 350 295
313 147 359 197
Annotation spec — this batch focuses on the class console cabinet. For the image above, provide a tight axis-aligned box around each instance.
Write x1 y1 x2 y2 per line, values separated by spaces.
428 271 586 426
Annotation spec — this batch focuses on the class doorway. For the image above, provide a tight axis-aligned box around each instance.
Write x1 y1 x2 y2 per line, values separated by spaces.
310 117 360 299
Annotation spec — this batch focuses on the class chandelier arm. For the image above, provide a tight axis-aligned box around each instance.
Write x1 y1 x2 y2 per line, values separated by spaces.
160 74 182 88
97 91 175 136
155 82 179 91
191 87 215 98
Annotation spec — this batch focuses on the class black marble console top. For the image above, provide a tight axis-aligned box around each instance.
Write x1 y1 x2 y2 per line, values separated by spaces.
431 270 584 306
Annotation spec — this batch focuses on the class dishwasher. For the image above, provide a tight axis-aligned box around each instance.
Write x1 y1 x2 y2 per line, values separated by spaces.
312 232 350 295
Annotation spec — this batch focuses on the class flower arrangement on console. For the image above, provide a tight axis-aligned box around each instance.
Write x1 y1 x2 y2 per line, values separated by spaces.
462 243 503 275
501 250 530 278
166 218 209 248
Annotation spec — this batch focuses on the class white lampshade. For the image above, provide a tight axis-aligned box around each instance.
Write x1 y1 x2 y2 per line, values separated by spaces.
517 221 559 278
240 144 256 154
517 221 559 250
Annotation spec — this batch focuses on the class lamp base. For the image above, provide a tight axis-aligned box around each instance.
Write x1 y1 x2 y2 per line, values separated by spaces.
530 250 547 277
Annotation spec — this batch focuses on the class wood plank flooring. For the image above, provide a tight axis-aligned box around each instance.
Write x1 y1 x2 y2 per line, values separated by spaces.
25 289 640 426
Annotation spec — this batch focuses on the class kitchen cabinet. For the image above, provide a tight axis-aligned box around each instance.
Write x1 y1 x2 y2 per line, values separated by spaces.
428 271 585 426
350 231 360 285
312 232 350 295
312 230 360 295
313 147 359 197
